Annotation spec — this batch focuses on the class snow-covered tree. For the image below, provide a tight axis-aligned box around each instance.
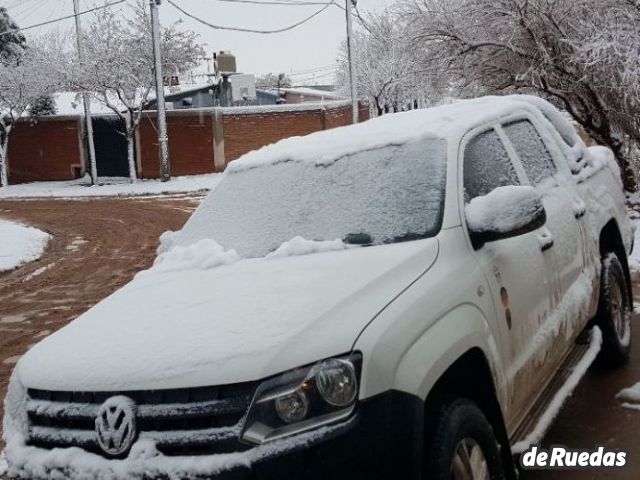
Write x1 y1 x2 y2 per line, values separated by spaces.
0 48 62 186
336 10 444 116
28 96 58 117
72 1 204 182
256 72 292 90
401 0 640 189
0 7 26 61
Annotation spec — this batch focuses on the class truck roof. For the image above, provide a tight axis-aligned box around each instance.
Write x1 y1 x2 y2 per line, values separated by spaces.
227 95 572 174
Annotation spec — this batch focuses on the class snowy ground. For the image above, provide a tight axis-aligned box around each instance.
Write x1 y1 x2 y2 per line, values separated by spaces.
0 220 49 272
0 451 6 476
0 174 222 199
629 212 640 273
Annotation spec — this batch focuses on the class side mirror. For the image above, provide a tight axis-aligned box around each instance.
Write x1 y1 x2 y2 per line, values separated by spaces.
465 185 546 248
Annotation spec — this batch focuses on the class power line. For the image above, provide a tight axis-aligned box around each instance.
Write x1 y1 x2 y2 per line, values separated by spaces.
166 0 335 34
0 0 129 38
206 0 338 6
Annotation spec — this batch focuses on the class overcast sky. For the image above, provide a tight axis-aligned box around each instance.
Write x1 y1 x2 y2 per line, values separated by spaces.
0 0 390 84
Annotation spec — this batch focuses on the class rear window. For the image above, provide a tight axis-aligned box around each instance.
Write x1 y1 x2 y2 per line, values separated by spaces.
178 139 448 258
503 120 556 186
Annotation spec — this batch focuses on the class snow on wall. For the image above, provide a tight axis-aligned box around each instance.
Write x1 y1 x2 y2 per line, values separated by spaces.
0 220 50 272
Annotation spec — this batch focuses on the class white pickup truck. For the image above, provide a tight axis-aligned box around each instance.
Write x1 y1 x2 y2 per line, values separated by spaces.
3 95 633 480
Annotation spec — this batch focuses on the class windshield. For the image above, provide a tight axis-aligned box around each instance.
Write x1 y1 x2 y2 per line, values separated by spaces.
177 138 447 258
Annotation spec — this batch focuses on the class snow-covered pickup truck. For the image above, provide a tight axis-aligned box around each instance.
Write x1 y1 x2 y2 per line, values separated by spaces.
3 95 634 480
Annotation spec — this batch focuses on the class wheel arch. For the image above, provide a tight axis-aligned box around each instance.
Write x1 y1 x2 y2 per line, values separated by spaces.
424 348 517 479
599 218 632 298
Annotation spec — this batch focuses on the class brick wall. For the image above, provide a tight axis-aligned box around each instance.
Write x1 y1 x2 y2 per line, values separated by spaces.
6 102 370 183
7 118 82 185
139 111 214 179
222 109 324 164
223 103 370 166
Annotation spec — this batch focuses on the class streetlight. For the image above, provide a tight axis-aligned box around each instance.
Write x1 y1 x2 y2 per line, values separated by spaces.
345 0 358 124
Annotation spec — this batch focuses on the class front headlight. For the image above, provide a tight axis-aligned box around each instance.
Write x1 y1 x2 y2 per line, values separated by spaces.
240 353 361 445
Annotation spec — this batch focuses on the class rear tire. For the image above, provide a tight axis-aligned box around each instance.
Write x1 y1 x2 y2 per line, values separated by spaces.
597 253 632 365
423 398 506 480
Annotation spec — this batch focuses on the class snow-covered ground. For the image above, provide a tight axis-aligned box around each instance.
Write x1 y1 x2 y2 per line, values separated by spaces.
0 220 50 272
0 174 222 199
627 208 640 273
0 451 7 477
617 382 640 411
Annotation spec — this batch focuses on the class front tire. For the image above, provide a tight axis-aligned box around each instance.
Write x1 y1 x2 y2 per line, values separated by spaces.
597 253 632 365
423 398 506 480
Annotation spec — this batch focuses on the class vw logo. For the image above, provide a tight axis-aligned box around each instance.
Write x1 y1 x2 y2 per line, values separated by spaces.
95 396 137 457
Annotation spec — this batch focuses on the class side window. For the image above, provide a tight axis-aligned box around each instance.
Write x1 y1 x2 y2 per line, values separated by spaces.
463 129 519 202
503 120 556 186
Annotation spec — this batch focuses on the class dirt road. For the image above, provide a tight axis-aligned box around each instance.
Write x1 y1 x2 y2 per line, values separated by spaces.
0 197 196 444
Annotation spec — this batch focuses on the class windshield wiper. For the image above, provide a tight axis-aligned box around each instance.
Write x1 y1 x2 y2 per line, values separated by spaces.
343 233 373 246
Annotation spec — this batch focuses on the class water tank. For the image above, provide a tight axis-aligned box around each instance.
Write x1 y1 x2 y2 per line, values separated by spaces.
215 51 237 74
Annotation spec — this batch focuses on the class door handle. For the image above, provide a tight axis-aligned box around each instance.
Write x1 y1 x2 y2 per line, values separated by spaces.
538 230 554 252
540 238 555 251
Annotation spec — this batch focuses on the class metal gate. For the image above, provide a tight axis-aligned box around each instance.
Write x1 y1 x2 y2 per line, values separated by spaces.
92 117 134 177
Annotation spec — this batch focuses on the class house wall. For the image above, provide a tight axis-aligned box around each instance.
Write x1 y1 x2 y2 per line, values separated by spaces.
7 117 82 184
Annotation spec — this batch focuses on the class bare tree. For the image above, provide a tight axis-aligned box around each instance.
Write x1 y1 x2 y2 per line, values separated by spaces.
401 0 640 189
0 48 62 186
336 10 444 116
72 1 203 182
256 72 293 90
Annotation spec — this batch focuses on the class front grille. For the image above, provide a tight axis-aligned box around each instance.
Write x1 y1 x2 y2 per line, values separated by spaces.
26 382 258 456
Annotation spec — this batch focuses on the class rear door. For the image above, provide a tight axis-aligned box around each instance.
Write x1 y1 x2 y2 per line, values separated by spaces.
461 126 558 430
501 119 589 344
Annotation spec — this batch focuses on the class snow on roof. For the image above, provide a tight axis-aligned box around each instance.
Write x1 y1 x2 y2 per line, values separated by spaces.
219 99 349 115
150 81 221 102
227 95 557 173
53 92 117 117
281 87 341 99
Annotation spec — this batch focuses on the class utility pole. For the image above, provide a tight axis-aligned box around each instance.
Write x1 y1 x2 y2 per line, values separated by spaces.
73 0 98 184
345 0 359 124
149 0 170 182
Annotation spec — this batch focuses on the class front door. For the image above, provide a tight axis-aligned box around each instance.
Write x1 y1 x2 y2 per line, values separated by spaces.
461 126 560 431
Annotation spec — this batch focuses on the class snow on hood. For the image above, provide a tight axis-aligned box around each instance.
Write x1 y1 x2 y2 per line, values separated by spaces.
265 236 349 259
138 238 240 277
17 239 438 392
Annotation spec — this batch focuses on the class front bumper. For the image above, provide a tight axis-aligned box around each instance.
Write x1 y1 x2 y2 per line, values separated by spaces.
4 390 424 480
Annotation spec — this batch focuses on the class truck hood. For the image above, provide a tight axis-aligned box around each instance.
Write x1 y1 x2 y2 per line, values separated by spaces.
18 239 438 392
